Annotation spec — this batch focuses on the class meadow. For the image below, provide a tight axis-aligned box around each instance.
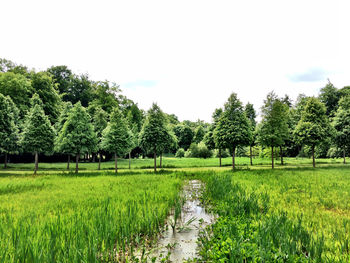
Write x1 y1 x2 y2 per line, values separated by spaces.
1 157 350 262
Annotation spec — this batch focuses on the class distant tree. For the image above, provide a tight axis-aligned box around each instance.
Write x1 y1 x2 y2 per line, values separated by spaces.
166 113 180 126
47 65 73 100
68 74 94 107
89 81 119 115
333 96 350 164
257 92 289 168
21 95 55 174
193 125 205 143
101 109 131 173
56 102 97 173
214 93 252 170
54 102 73 169
126 103 144 133
93 107 108 170
319 80 340 117
245 103 256 166
0 58 30 76
294 97 332 168
139 103 173 172
204 108 223 166
30 71 61 123
173 124 194 150
0 72 32 117
0 95 19 168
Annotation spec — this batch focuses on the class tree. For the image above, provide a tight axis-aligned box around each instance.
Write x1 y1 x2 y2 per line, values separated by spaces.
214 93 252 170
204 108 223 166
139 103 173 172
319 80 340 117
21 95 55 174
245 103 256 166
47 65 73 100
101 109 131 173
332 96 350 164
173 124 194 150
54 102 73 169
68 74 94 107
0 72 32 117
0 95 19 168
30 71 61 123
56 102 97 173
93 107 108 170
294 97 331 168
257 92 289 169
193 125 205 143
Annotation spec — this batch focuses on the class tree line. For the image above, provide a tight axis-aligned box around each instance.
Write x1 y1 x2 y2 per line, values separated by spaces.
1 58 350 172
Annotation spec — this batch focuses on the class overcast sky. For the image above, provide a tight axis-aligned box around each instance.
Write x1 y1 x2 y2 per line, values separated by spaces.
1 0 349 122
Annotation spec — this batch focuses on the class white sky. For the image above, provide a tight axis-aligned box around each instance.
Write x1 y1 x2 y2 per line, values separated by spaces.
1 0 350 122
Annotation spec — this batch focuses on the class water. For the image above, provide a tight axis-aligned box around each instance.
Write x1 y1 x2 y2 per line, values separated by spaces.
145 180 215 262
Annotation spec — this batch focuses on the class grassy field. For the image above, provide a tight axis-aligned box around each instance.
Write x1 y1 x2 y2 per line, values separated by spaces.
1 157 350 262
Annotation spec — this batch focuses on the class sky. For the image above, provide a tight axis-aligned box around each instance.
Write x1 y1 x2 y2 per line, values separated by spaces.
1 0 350 122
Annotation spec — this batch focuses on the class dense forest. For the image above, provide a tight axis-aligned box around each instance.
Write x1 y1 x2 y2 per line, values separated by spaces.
1 58 350 173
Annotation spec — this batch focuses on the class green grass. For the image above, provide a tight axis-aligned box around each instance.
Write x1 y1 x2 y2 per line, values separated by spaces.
0 172 182 262
1 157 350 262
0 156 347 173
196 167 350 262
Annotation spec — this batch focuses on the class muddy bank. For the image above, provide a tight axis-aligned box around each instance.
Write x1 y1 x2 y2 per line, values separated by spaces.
145 180 215 262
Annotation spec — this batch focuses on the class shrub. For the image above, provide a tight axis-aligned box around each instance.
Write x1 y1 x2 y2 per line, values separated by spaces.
175 148 185 158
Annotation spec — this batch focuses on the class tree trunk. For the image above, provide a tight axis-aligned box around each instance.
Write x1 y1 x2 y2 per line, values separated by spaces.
154 151 157 172
4 153 7 169
160 153 162 168
34 152 38 175
115 153 118 173
219 148 222 167
129 152 131 169
98 152 101 170
232 146 236 170
75 154 79 174
271 146 274 169
312 145 315 168
250 146 253 166
67 155 70 170
92 153 96 163
280 145 284 165
344 148 346 164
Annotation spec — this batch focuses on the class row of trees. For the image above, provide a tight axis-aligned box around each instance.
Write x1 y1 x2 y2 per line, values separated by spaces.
1 58 350 172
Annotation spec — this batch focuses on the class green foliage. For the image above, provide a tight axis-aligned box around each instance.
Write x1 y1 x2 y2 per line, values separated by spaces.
294 97 332 148
56 102 97 155
175 148 185 158
30 71 61 123
139 103 176 155
126 103 144 133
173 124 194 150
93 107 108 146
319 80 340 116
89 81 119 115
193 125 205 144
0 72 32 117
185 142 212 158
245 102 257 146
333 96 350 153
68 74 94 107
257 92 289 147
47 65 73 100
0 94 19 155
101 109 131 157
214 93 252 153
21 96 55 155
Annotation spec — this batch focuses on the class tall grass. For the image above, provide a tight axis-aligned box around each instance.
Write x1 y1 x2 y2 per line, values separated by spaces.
0 173 182 262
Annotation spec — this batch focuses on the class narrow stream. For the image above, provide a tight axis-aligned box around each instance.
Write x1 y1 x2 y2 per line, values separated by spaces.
146 180 215 262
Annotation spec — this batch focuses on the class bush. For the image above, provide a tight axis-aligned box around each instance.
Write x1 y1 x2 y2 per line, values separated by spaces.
213 149 230 158
185 142 212 158
175 148 185 158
